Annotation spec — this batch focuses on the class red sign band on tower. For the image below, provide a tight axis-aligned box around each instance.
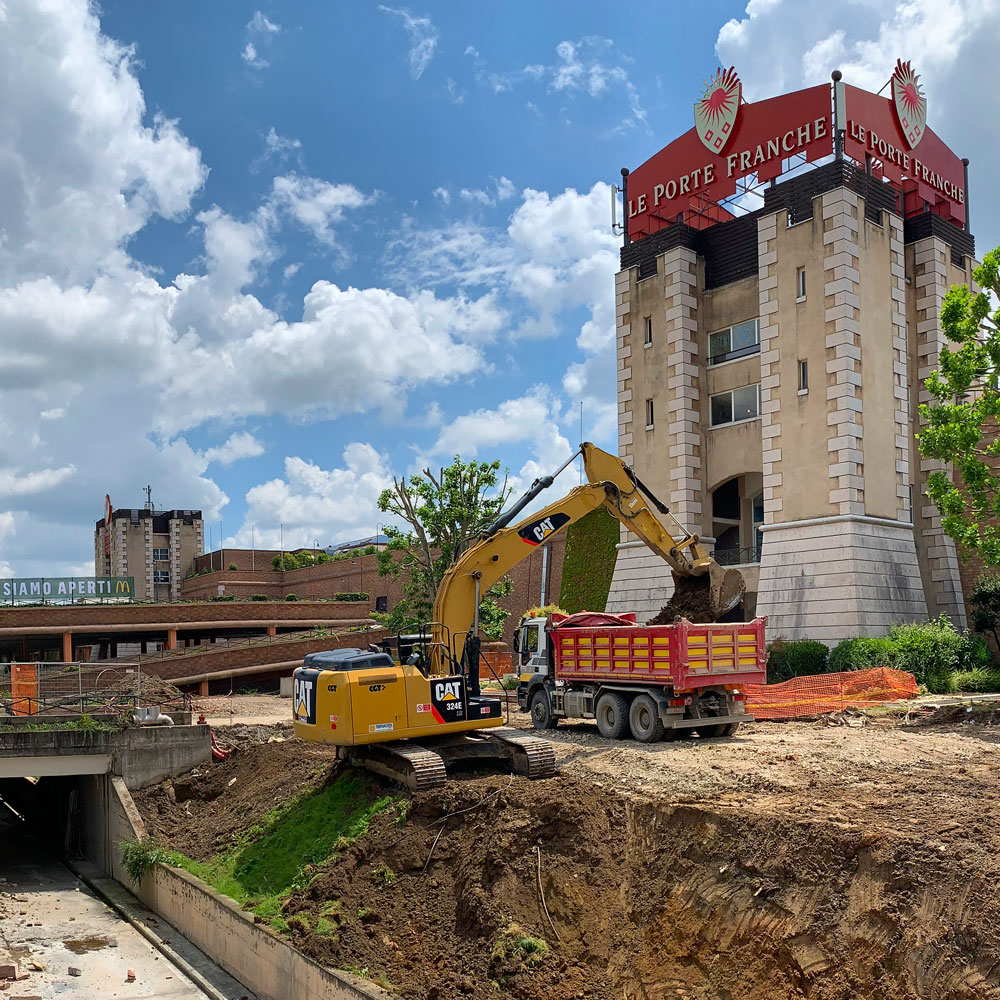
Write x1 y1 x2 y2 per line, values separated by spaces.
625 61 965 241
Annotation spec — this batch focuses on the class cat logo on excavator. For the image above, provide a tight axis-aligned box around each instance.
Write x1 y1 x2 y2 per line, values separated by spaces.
517 512 571 546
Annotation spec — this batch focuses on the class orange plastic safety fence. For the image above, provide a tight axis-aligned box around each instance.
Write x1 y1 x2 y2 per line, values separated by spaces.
744 667 918 720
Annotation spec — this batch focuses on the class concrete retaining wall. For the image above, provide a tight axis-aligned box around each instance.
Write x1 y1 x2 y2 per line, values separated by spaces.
115 725 211 788
78 773 149 885
138 865 387 1000
96 779 385 1000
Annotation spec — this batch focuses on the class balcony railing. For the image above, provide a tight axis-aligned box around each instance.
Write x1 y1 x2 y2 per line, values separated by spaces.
707 343 761 366
713 545 761 566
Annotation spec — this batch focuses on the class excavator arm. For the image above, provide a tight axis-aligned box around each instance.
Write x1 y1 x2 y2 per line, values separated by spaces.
428 442 744 676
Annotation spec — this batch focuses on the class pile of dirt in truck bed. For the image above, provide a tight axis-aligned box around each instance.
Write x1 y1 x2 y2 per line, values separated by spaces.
133 725 336 858
278 770 1000 1000
648 573 717 624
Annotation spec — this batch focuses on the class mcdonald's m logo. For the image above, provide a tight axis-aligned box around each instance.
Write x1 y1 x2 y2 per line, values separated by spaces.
115 579 131 594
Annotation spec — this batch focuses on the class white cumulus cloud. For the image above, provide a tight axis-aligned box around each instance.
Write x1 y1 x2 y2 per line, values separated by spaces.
202 432 266 466
239 443 394 549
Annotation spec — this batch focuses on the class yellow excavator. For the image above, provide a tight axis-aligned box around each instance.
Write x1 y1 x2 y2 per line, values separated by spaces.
292 443 744 788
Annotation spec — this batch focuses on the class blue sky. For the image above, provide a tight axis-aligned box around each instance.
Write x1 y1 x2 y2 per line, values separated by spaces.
0 0 996 575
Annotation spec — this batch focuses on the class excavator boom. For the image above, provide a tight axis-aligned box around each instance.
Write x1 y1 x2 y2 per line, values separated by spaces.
430 442 744 676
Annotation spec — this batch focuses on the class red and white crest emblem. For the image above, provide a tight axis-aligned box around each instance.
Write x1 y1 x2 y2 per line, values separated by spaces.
891 58 927 149
694 66 741 154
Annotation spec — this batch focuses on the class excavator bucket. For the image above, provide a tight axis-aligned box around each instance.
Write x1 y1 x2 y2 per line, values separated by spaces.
652 566 746 624
709 562 746 618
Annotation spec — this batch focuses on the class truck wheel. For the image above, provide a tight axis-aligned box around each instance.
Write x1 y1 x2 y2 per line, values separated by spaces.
595 692 630 740
628 694 665 743
529 690 556 730
720 722 740 737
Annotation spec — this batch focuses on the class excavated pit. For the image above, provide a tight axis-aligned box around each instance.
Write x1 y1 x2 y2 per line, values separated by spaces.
277 773 1000 1000
134 725 1000 1000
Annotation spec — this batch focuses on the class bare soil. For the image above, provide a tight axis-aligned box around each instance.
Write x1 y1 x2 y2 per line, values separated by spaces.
134 723 321 858
647 574 717 624
134 710 1000 999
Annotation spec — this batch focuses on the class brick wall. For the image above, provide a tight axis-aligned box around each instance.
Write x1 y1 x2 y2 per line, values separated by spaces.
0 601 369 629
144 629 387 682
182 537 566 647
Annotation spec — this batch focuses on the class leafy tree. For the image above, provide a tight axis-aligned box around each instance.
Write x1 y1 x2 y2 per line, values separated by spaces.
375 456 512 633
918 248 1000 562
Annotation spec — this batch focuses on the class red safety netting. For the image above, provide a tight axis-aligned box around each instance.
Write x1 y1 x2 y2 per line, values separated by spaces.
745 667 918 720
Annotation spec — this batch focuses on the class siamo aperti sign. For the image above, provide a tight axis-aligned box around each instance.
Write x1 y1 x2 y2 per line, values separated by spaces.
1 576 135 602
626 60 965 240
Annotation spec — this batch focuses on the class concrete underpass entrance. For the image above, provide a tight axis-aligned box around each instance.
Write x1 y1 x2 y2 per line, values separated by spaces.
0 807 254 998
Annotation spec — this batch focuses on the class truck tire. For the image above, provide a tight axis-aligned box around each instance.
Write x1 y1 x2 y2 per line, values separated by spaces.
529 689 556 730
719 722 740 737
595 692 630 740
628 694 665 743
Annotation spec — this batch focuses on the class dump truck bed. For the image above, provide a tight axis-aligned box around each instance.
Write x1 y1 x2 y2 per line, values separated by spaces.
550 615 767 690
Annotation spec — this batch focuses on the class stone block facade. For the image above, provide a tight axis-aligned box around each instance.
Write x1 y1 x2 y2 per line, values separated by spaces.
608 160 974 643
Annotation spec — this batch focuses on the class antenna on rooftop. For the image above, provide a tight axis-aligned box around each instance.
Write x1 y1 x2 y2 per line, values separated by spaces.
143 485 153 511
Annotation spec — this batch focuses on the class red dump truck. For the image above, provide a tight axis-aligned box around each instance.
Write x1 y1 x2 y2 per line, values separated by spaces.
515 612 767 741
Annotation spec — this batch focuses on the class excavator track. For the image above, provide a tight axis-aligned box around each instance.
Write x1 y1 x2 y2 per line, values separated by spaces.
344 728 556 791
344 743 448 792
480 728 557 780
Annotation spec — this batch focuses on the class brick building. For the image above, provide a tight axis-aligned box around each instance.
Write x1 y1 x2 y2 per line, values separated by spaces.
94 503 203 603
607 65 975 643
181 536 566 647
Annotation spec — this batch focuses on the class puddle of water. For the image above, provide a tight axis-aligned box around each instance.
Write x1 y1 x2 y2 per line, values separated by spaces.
62 936 117 954
9 944 32 961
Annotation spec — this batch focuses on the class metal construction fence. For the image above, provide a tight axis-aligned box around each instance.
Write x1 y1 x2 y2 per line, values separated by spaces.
1 661 190 717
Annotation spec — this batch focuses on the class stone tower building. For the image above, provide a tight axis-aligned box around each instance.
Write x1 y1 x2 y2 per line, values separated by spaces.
607 67 974 644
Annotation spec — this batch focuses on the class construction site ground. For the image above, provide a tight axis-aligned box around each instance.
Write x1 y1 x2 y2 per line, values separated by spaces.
134 699 1000 1000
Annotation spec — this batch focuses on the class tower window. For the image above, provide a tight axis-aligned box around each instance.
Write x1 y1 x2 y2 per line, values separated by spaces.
708 319 760 365
710 384 760 427
798 359 809 393
645 398 654 429
796 267 807 301
644 316 652 346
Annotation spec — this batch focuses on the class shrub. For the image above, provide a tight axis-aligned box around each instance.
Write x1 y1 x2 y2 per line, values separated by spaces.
969 571 1000 649
500 674 520 690
888 615 964 694
119 840 178 885
209 594 236 602
766 639 829 684
271 555 282 571
957 631 993 671
334 592 369 602
228 562 238 571
251 594 270 602
285 593 299 601
951 667 1000 693
828 636 895 672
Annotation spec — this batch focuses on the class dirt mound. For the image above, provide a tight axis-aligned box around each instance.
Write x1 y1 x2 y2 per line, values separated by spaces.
648 574 717 624
133 728 336 858
96 672 187 704
907 702 1000 728
274 771 1000 1000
